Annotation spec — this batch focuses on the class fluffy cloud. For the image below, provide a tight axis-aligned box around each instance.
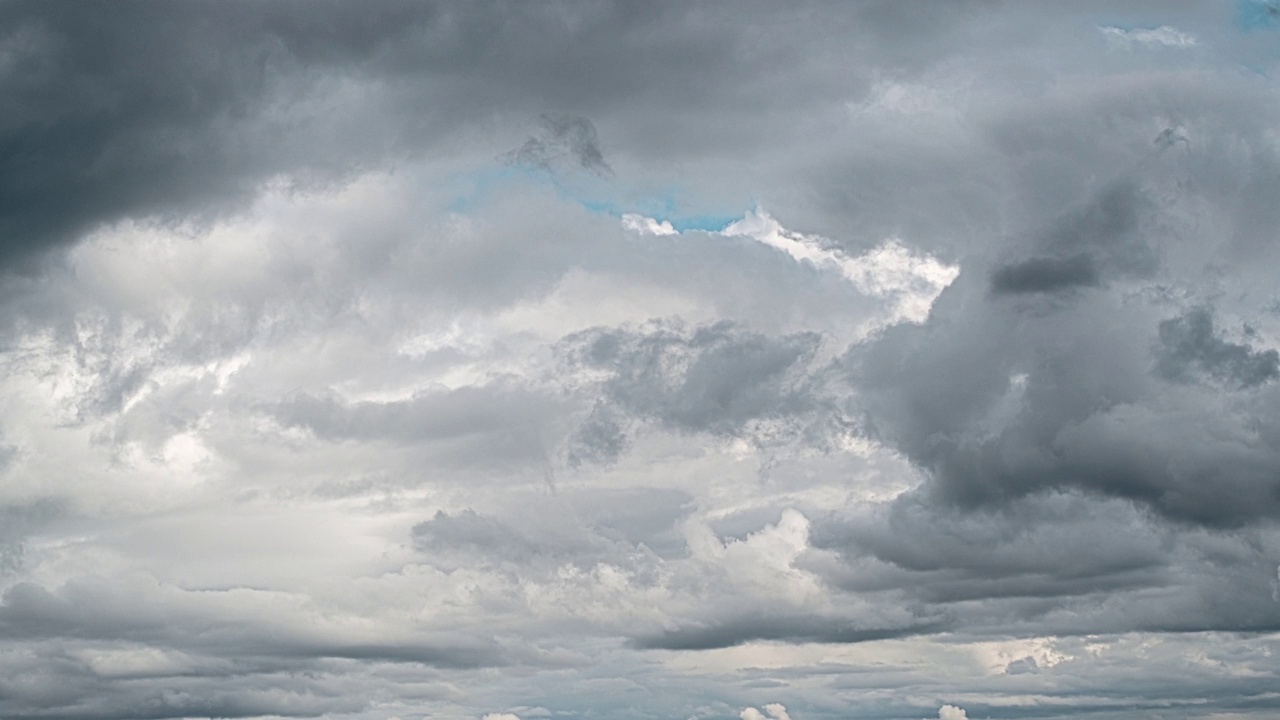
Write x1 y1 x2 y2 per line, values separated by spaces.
742 704 791 720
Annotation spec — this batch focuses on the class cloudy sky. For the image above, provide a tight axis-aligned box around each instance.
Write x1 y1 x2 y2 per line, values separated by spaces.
3 1 1280 719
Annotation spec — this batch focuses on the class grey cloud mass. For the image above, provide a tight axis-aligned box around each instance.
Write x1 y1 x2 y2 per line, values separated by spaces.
4 2 1280 720
504 114 613 176
558 321 840 466
989 254 1100 295
1155 307 1280 388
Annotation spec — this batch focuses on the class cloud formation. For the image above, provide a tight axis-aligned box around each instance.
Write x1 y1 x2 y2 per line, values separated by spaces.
504 114 613 176
3 2 1280 720
742 704 791 720
1100 25 1199 48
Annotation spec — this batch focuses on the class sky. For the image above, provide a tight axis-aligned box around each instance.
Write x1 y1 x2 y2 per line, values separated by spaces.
2 1 1280 719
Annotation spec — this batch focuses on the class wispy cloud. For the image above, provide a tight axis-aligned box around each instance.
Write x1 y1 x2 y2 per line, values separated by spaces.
1100 25 1198 48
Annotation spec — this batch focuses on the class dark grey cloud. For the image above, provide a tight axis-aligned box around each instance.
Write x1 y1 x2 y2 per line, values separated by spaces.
1156 306 1280 388
0 1 587 269
0 579 503 668
0 0 968 273
807 489 1280 643
558 321 840 465
0 0 367 268
0 647 438 720
849 158 1280 527
852 299 1280 526
809 492 1171 602
634 614 944 651
1154 126 1191 151
988 183 1155 296
0 568 507 719
504 114 612 175
819 93 1280 647
0 689 357 720
1037 183 1154 275
990 254 1099 295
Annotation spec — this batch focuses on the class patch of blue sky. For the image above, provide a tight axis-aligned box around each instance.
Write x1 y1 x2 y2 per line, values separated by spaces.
1237 0 1279 31
449 164 742 233
445 165 541 214
578 187 738 231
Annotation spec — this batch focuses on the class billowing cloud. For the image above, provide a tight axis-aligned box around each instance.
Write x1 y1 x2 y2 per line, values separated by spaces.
724 210 958 325
847 149 1280 528
742 704 791 720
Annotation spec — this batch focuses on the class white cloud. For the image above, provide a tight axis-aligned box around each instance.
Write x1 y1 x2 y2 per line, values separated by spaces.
622 213 679 235
722 209 958 325
615 207 958 336
937 705 968 720
742 704 791 720
1100 25 1197 48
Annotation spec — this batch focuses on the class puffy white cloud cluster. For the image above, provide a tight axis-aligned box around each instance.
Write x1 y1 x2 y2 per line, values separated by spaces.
742 703 791 720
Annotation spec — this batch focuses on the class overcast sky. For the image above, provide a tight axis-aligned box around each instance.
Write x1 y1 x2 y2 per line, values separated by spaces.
3 1 1280 719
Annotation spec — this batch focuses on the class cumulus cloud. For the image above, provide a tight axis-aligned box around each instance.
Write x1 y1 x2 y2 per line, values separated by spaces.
741 703 791 720
849 164 1280 528
622 213 678 236
724 210 958 324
